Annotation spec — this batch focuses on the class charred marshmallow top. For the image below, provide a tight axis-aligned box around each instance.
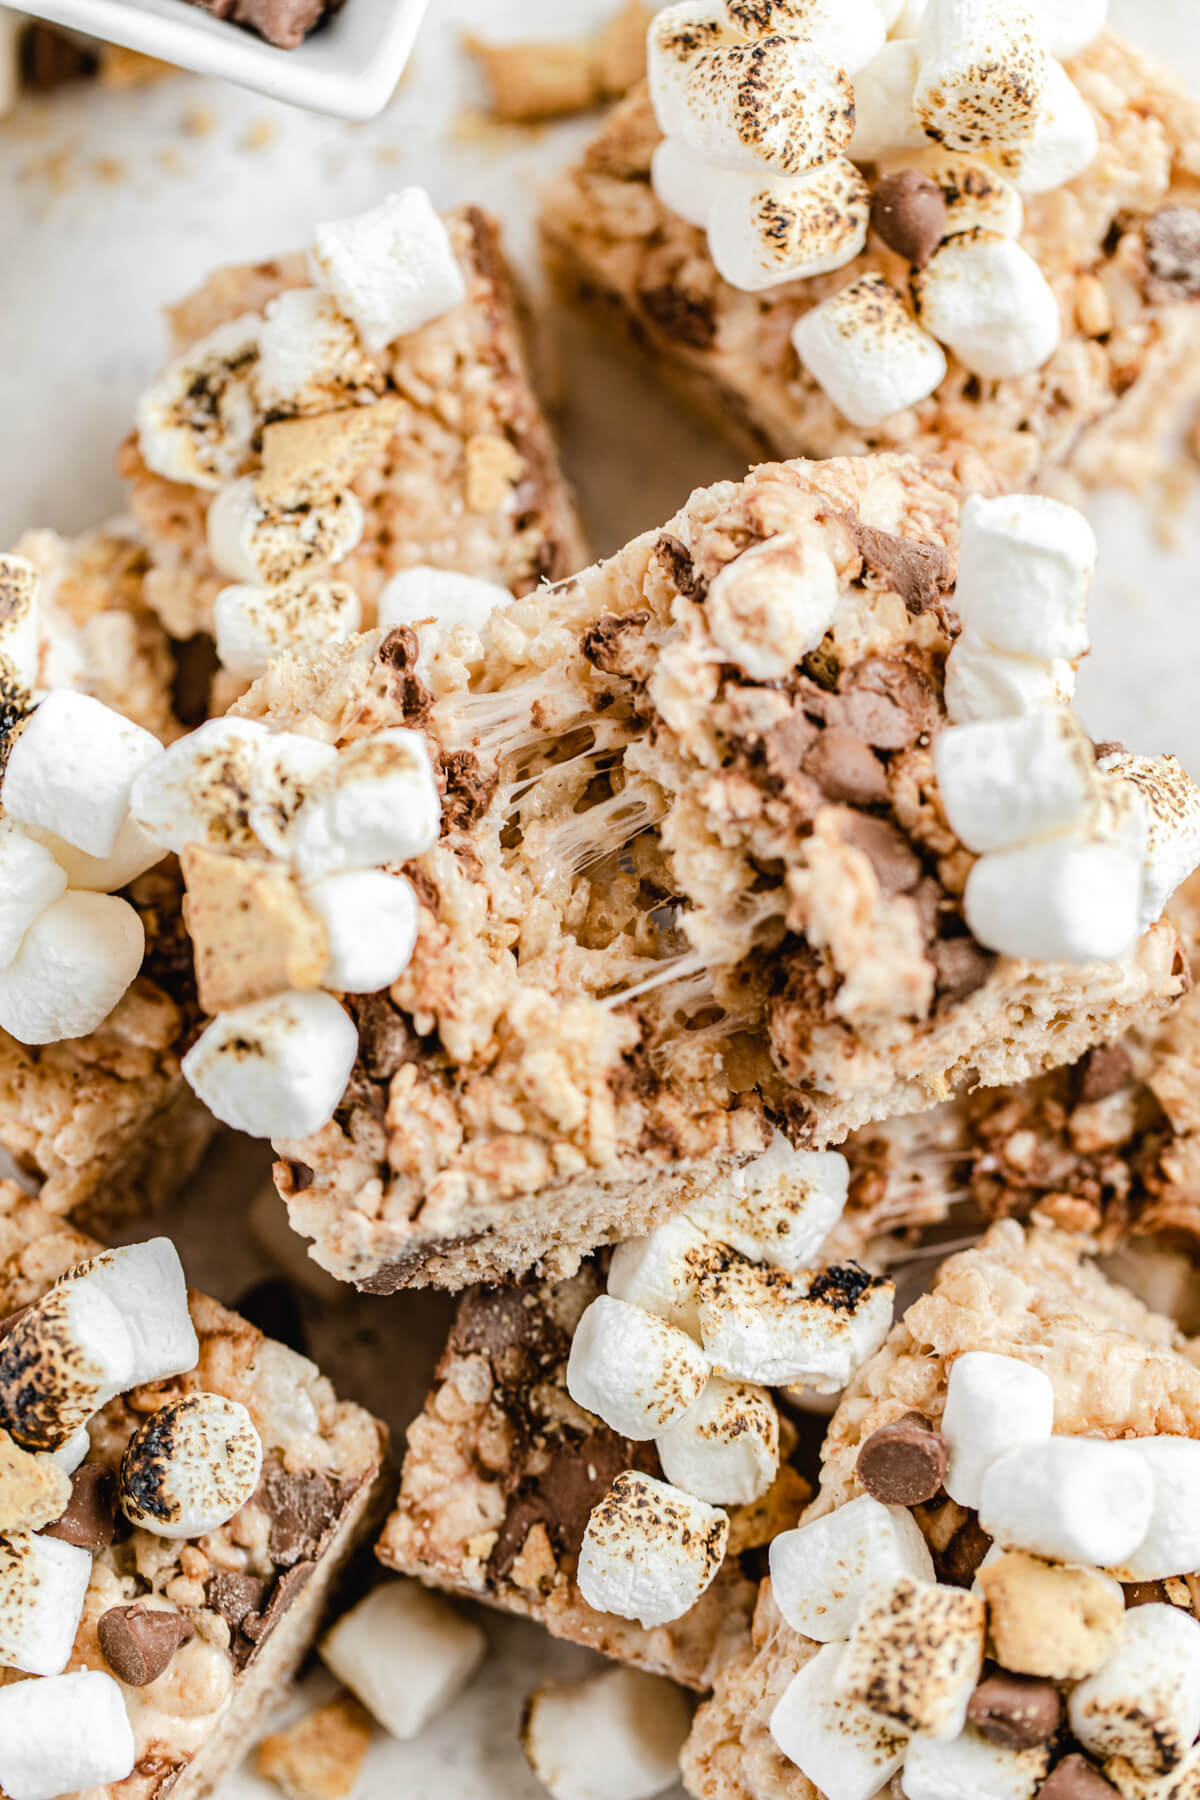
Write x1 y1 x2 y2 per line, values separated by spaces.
646 0 1109 423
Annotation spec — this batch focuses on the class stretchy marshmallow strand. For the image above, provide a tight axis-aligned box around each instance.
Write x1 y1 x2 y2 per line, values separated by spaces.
792 276 947 428
0 1668 136 1800
1068 1605 1200 1778
0 892 146 1046
940 1351 1054 1508
655 1375 780 1505
770 1643 909 1800
0 1533 93 1676
181 990 359 1140
577 1471 729 1628
2 690 162 859
522 1667 693 1800
769 1495 935 1641
320 1580 486 1741
214 577 362 680
119 1393 263 1538
567 1297 710 1440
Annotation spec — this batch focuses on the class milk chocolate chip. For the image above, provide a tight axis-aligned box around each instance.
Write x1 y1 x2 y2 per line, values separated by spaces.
99 1603 195 1688
872 171 947 269
43 1462 117 1549
1039 1755 1123 1800
967 1672 1064 1749
857 1413 946 1504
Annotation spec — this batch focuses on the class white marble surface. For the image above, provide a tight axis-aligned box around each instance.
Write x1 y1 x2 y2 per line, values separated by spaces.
5 3 1200 1795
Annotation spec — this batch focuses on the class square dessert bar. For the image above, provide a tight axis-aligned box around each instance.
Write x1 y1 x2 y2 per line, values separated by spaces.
119 205 588 652
378 1260 810 1691
231 452 1188 1293
682 1218 1200 1800
0 534 213 1231
0 1187 389 1800
542 32 1200 491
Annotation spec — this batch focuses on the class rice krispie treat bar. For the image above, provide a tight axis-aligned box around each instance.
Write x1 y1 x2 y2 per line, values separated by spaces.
0 1188 389 1800
132 451 1199 1293
119 191 587 707
541 5 1200 492
0 541 213 1231
683 1217 1200 1800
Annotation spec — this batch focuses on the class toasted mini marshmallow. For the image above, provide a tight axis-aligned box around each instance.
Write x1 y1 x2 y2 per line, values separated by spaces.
567 1296 711 1440
964 835 1144 963
287 727 441 878
181 990 358 1140
1069 1606 1200 1778
913 0 1048 156
686 1140 849 1271
309 190 467 355
934 708 1095 854
256 287 383 415
1098 753 1200 930
675 39 855 177
913 230 1061 378
705 535 841 680
214 576 362 680
136 314 262 491
696 1254 894 1391
708 159 870 291
1038 0 1107 59
50 1427 91 1475
849 40 927 160
956 493 1095 660
884 148 1023 236
650 135 722 230
903 1729 1050 1800
1012 57 1098 194
522 1666 692 1800
0 891 145 1046
978 1436 1154 1566
130 717 271 855
0 1668 135 1800
770 1495 935 1640
302 868 420 995
0 554 40 691
321 1580 486 1740
2 690 162 859
792 275 948 428
0 822 66 967
608 1216 708 1339
770 1642 909 1800
0 1532 93 1676
578 1471 729 1628
119 1392 263 1539
376 565 509 657
1111 1437 1200 1581
655 1376 779 1505
837 1576 985 1739
244 730 341 861
647 2 729 139
940 1352 1054 1508
207 476 364 587
944 636 1075 722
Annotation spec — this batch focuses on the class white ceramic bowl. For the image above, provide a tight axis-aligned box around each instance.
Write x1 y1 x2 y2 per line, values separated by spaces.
23 0 429 117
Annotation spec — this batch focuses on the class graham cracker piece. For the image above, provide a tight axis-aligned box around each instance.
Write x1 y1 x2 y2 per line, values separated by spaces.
463 432 526 513
468 1 651 122
257 1693 374 1800
258 399 404 507
0 1427 72 1533
182 844 328 1013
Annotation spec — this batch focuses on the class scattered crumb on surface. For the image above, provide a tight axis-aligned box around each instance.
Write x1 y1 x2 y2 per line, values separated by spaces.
240 114 279 152
182 103 218 137
465 0 651 123
91 154 125 184
257 1693 374 1800
99 44 176 87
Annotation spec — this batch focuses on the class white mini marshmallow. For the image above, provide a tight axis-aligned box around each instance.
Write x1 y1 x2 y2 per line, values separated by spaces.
0 891 145 1045
708 159 870 291
207 476 364 587
255 287 380 415
2 690 162 858
130 716 270 854
1013 58 1098 194
913 231 1061 379
303 869 420 995
956 493 1095 660
964 836 1144 963
50 1427 90 1475
977 1436 1154 1565
934 708 1095 853
287 726 441 878
892 0 929 33
309 190 467 355
522 1667 692 1800
23 816 163 895
849 39 927 160
1069 1606 1200 1778
940 1351 1054 1508
646 2 727 141
0 822 66 966
677 39 855 176
913 0 1048 155
686 1140 849 1271
320 1580 486 1740
1099 753 1200 930
705 535 841 680
1114 1438 1200 1580
793 276 948 428
567 1296 711 1440
214 577 362 680
607 1215 708 1338
1038 0 1107 59
136 314 261 491
75 1239 198 1394
245 730 341 862
697 1255 894 1391
655 1376 779 1505
0 1533 93 1676
650 136 721 230
376 565 509 648
770 1494 935 1641
944 636 1075 722
902 1728 1050 1800
578 1471 729 1628
801 0 890 72
0 1668 135 1800
0 554 40 691
770 1643 908 1800
119 1392 263 1539
181 990 358 1141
